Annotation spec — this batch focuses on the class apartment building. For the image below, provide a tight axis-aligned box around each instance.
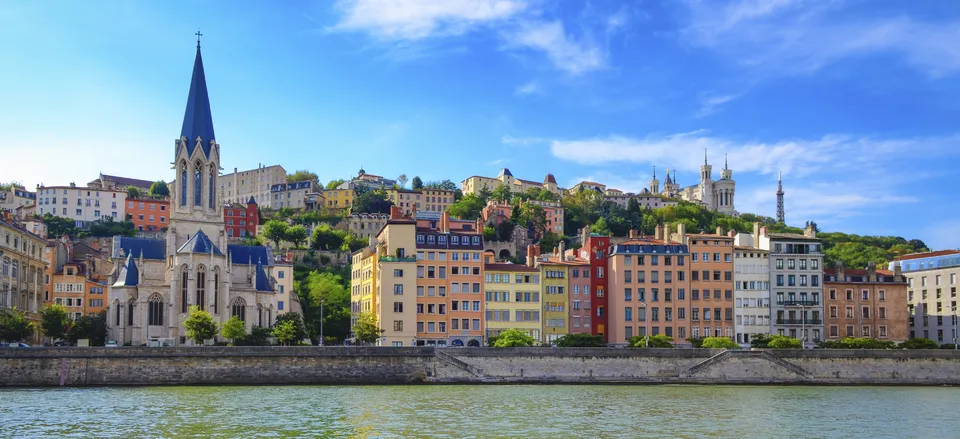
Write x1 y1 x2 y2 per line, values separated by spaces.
566 255 592 335
524 199 564 236
125 197 170 232
219 164 287 205
672 226 735 340
322 187 353 211
421 189 454 213
270 180 316 209
344 213 389 240
461 169 561 196
274 262 295 315
1 214 47 340
824 263 909 343
50 262 88 320
539 244 570 344
0 186 36 212
223 198 258 239
483 255 542 342
733 245 771 345
35 184 126 228
386 189 421 217
577 227 611 339
895 250 960 343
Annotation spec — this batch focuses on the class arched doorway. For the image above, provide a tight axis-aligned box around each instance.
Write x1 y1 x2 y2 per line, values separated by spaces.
498 249 511 260
451 339 464 347
467 339 480 347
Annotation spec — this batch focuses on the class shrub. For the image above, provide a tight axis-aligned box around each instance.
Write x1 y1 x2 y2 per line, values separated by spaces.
701 337 740 349
628 334 673 348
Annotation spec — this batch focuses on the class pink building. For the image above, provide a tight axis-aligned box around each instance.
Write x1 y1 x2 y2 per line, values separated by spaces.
567 259 592 334
481 201 512 226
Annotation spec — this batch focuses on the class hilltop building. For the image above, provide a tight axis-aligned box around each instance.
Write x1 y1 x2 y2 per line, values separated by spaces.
649 151 736 215
461 169 561 196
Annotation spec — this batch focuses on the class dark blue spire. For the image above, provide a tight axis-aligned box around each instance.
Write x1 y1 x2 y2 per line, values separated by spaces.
180 40 216 159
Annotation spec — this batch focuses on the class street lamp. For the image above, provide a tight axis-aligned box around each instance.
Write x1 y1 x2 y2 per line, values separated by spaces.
319 300 325 346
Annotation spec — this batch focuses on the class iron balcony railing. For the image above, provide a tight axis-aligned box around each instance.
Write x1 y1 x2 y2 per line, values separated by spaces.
783 300 819 307
776 318 822 325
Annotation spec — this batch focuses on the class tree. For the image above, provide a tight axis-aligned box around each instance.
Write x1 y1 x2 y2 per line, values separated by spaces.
311 224 346 251
148 181 170 198
127 186 141 198
629 334 673 348
66 313 107 346
701 337 740 349
686 337 705 348
491 183 512 203
352 189 393 214
326 179 346 190
263 220 289 249
299 270 352 343
42 213 79 238
287 170 318 183
275 312 308 343
285 225 309 248
483 226 496 241
411 176 424 190
538 231 563 254
591 217 611 236
0 308 34 342
397 174 408 189
353 312 384 345
447 194 485 220
493 328 535 347
554 333 605 347
89 218 136 238
221 316 246 345
238 326 271 346
272 320 299 346
40 304 70 341
819 337 895 349
767 335 803 349
183 306 218 346
750 333 773 349
899 338 939 349
516 203 547 236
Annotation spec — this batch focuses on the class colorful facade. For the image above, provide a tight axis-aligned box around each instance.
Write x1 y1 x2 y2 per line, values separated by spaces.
682 230 736 340
126 197 170 232
483 257 541 342
223 198 258 239
824 265 909 342
578 229 611 339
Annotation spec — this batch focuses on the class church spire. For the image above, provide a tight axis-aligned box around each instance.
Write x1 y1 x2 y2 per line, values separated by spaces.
652 165 656 179
180 32 216 159
776 171 785 224
724 153 728 170
704 148 708 165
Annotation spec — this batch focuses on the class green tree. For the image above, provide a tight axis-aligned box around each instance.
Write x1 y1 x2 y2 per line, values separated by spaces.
287 170 318 183
66 313 108 346
311 224 346 251
397 174 408 189
538 231 563 254
300 271 351 342
493 328 536 347
767 335 803 349
263 220 289 249
238 325 271 346
483 225 496 241
411 176 424 190
899 338 939 349
353 312 384 345
0 308 35 342
447 194 485 220
516 203 547 236
42 213 79 238
750 333 773 348
352 189 393 214
126 186 141 198
686 337 705 348
89 217 136 238
491 183 512 203
285 224 309 248
221 316 246 345
40 304 70 341
591 217 611 236
701 337 740 349
271 320 299 346
275 312 308 343
148 180 170 198
325 179 346 190
554 333 605 347
629 334 673 348
183 306 218 345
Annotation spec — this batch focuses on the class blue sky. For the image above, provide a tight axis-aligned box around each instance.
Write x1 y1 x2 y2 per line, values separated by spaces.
2 0 959 248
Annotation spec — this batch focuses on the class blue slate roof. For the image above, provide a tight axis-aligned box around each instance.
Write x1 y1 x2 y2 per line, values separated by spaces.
247 196 257 205
177 229 223 255
255 260 272 292
227 244 273 266
114 236 166 260
113 254 139 287
180 45 216 159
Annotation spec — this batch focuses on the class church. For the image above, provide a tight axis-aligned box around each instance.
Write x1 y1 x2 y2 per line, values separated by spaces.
647 151 737 216
106 39 279 345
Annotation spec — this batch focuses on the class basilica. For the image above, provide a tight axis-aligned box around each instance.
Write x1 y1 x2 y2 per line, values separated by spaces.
106 41 279 345
646 151 737 216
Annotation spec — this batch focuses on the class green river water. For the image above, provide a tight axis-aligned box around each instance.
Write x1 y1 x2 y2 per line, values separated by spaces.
1 385 958 438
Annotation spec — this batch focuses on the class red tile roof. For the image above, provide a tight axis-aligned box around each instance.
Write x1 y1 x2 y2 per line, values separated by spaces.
895 249 960 261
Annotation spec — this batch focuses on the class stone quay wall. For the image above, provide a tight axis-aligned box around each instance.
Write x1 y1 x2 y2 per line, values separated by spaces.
4 347 960 387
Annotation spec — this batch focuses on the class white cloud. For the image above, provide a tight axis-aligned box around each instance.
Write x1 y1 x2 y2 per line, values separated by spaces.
329 0 527 40
680 0 960 77
506 20 605 74
694 93 739 118
514 80 542 96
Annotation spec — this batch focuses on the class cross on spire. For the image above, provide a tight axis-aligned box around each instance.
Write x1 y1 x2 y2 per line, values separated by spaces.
195 30 202 48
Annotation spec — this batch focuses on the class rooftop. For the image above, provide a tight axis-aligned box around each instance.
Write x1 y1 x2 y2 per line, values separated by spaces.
98 174 155 189
895 249 960 261
767 232 819 241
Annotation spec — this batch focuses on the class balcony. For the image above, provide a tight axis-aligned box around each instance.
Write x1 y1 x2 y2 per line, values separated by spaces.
777 318 822 325
783 300 819 307
380 256 417 263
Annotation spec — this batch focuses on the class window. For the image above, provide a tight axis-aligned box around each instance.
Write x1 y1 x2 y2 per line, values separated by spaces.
195 266 206 311
232 297 247 321
180 266 189 313
148 294 164 326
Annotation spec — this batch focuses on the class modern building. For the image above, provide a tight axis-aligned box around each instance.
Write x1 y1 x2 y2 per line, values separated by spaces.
270 180 317 209
824 263 909 343
0 212 47 341
125 197 170 232
88 174 156 193
106 40 280 345
461 169 561 196
219 164 287 206
733 245 771 345
895 250 960 343
223 197 259 239
344 213 389 240
672 226 736 340
483 255 542 342
34 184 127 228
0 186 36 212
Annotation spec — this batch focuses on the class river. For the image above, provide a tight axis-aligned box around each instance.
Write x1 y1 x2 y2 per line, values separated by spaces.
1 385 958 438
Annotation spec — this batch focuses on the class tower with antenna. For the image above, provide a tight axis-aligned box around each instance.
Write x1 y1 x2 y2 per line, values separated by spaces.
776 171 785 223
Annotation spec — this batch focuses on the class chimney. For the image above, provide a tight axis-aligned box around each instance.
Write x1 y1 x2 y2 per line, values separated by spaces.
836 260 845 282
389 205 400 219
411 203 418 218
559 240 566 258
677 223 687 245
893 261 903 282
655 224 663 241
867 261 876 283
716 226 723 236
527 244 540 267
440 211 450 233
628 229 638 239
752 222 760 244
727 230 735 238
664 224 672 243
484 250 494 264
760 226 768 238
804 223 817 238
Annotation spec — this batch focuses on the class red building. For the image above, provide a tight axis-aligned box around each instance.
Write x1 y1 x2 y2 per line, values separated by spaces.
224 197 258 239
578 227 610 340
126 197 169 232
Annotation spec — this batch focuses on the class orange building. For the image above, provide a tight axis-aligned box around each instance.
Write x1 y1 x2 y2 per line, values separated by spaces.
824 263 909 342
675 226 736 340
50 262 87 320
125 197 170 232
414 211 486 346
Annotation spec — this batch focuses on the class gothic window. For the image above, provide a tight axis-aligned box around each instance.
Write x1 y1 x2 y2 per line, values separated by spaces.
194 160 203 206
208 164 216 209
257 304 263 327
148 294 164 326
127 301 134 326
115 300 121 326
196 265 206 311
231 297 246 322
180 161 188 206
212 268 220 314
180 266 189 313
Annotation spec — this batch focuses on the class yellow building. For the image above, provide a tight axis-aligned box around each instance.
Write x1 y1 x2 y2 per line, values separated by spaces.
385 188 455 216
461 168 560 196
540 261 570 344
274 262 296 315
322 188 353 211
1 213 47 343
483 255 542 342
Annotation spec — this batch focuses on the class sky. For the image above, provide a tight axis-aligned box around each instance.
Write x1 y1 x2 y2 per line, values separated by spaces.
1 0 959 248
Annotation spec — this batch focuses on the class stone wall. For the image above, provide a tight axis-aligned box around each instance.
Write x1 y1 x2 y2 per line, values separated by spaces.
4 347 960 387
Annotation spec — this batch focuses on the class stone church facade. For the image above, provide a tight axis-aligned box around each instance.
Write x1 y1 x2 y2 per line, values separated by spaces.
648 151 737 216
107 41 279 345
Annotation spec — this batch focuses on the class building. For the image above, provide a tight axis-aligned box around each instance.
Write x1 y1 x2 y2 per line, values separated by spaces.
607 230 690 344
648 152 736 215
420 189 454 214
481 201 513 226
351 168 396 189
578 227 611 340
106 41 280 345
34 184 127 228
733 245 771 345
322 187 353 211
50 262 88 320
219 164 287 206
524 199 564 236
1 213 47 342
414 211 486 346
125 197 170 232
344 213 389 240
604 188 677 210
88 174 156 193
274 262 296 315
461 169 561 196
0 186 36 212
824 263 909 343
672 226 736 340
386 189 421 217
894 250 960 343
223 197 259 239
270 180 316 209
537 243 577 343
565 252 592 335
483 254 542 342
737 223 824 346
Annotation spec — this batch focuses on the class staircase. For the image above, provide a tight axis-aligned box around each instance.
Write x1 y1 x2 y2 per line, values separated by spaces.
434 349 483 377
758 351 813 379
683 350 731 377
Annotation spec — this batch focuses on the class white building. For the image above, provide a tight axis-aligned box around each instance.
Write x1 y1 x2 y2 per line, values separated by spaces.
649 151 736 215
270 180 316 209
34 184 126 228
894 250 960 343
734 245 771 345
219 164 287 206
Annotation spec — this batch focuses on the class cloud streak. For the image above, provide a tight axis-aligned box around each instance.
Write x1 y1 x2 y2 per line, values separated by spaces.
514 80 542 96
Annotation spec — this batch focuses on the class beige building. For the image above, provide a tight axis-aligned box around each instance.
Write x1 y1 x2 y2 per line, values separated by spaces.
386 188 454 216
344 213 389 240
461 169 561 196
647 153 736 215
35 184 126 228
219 164 287 206
274 262 297 315
1 212 47 342
896 250 960 344
0 186 36 212
734 245 771 345
569 181 677 211
270 180 317 210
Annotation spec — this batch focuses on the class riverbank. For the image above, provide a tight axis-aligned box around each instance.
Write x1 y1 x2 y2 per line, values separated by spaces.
2 347 960 387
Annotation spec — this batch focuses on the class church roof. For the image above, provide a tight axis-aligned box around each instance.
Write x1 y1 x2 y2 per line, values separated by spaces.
227 244 274 266
176 229 223 255
113 236 166 260
113 254 139 287
498 168 513 178
180 44 216 159
247 196 257 205
544 174 557 185
98 174 155 189
255 259 272 292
